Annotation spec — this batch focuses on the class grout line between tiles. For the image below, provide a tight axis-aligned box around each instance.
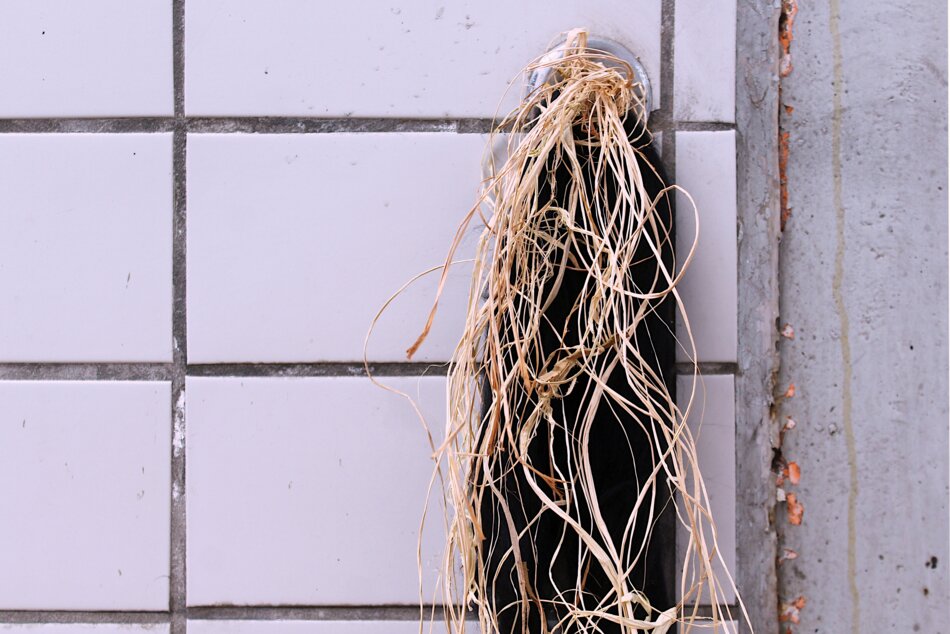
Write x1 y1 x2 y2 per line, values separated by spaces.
0 605 738 625
0 612 169 625
0 364 175 381
187 606 457 622
0 362 734 380
0 116 731 135
675 362 740 375
658 0 680 618
169 0 187 632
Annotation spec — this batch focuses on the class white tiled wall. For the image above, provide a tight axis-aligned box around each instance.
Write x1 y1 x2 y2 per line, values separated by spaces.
677 374 737 604
674 0 737 123
0 382 171 610
0 134 173 363
0 1 173 118
185 1 661 118
0 0 740 630
186 376 446 606
186 133 483 363
675 131 739 364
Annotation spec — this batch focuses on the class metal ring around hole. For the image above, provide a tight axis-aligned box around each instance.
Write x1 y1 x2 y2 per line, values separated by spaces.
524 35 653 120
482 36 653 193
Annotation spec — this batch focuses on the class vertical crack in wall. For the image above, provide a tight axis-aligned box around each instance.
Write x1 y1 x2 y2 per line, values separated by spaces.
828 1 860 632
778 0 796 231
776 0 809 630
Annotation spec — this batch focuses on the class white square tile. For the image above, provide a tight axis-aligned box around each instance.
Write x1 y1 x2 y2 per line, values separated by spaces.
186 376 447 606
186 133 484 363
674 0 737 122
0 381 171 610
0 1 173 117
675 131 738 364
0 134 173 363
0 626 169 634
185 0 661 117
676 374 736 605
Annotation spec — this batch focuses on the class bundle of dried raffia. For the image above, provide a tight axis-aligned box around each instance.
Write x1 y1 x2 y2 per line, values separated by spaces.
368 28 748 634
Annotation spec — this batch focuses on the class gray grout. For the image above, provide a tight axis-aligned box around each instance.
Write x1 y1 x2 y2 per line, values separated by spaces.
0 116 731 135
660 2 677 175
186 361 450 378
0 118 176 133
660 0 676 121
675 120 735 131
658 0 679 619
0 363 175 381
188 117 466 134
169 0 187 631
676 362 740 376
188 604 740 621
0 612 169 625
0 604 738 624
187 606 456 622
0 361 735 380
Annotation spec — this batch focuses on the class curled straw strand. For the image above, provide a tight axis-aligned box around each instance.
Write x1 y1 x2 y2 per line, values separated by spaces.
368 28 751 634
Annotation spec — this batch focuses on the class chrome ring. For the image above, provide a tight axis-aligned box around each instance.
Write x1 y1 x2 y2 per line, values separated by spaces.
524 35 653 120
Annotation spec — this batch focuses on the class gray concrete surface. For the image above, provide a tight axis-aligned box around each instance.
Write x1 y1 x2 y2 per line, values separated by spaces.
734 2 782 632
777 1 948 632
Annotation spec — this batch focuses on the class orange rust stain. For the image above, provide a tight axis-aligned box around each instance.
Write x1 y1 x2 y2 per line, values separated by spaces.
779 0 798 78
787 461 801 485
780 130 791 229
779 0 797 230
786 492 804 525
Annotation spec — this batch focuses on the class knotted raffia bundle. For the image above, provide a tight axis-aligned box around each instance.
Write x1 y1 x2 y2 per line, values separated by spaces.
372 28 747 634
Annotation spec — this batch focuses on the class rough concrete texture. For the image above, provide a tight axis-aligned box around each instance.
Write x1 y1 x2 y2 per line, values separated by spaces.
777 0 948 632
734 2 782 632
